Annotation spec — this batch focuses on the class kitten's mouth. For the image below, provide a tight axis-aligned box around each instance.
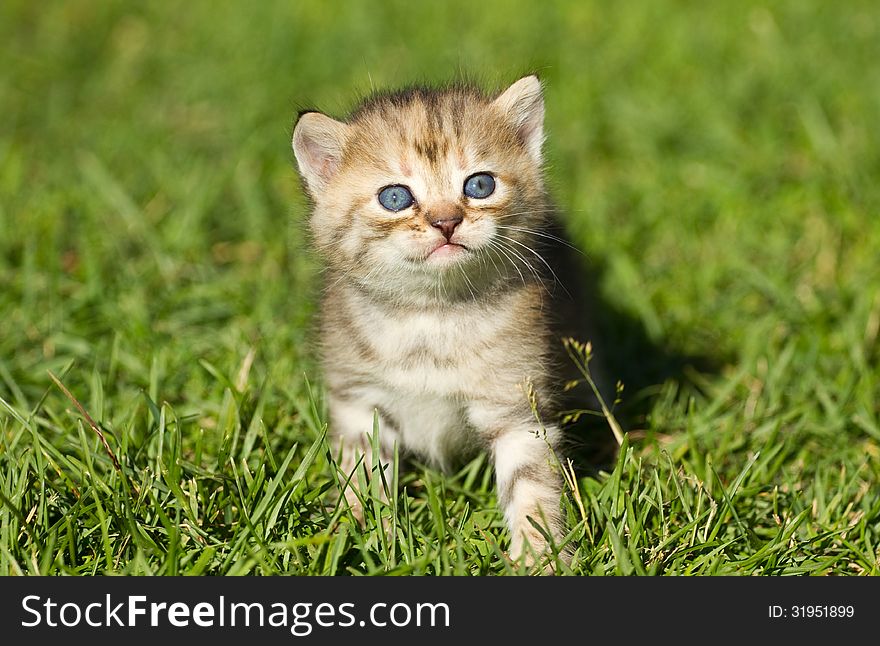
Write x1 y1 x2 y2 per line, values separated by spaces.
427 242 469 262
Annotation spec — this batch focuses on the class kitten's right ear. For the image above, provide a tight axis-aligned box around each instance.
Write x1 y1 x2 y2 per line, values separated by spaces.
292 111 351 194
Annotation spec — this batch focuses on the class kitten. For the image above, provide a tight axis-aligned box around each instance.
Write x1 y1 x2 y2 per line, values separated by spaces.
292 76 573 565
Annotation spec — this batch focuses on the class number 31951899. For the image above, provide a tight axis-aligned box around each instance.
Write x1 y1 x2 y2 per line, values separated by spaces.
769 605 854 619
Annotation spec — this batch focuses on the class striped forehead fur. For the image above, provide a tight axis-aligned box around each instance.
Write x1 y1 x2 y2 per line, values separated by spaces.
341 82 532 170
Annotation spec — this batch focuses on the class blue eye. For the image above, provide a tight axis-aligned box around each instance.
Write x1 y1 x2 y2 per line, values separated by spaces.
377 185 414 212
463 173 496 199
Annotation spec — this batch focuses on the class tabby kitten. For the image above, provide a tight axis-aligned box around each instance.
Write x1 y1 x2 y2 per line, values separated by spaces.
292 76 569 564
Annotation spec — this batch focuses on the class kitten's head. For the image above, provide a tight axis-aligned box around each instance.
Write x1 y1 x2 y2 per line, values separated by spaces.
292 76 550 301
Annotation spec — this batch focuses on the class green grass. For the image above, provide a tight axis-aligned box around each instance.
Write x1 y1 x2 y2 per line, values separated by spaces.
1 0 879 575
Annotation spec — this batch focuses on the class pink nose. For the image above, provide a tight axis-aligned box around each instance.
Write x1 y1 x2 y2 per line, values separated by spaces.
431 216 462 240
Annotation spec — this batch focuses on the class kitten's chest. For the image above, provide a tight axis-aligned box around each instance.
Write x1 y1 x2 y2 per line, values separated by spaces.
370 306 490 362
352 300 506 393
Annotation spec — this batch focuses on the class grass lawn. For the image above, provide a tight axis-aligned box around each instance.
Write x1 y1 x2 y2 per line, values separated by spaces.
1 0 879 575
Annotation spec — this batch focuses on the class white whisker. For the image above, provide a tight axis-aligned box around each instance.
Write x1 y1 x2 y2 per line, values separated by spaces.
495 224 585 255
496 234 569 297
457 264 478 302
486 240 526 288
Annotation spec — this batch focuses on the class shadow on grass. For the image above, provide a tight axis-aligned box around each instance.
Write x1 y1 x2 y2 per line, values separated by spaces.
546 225 722 477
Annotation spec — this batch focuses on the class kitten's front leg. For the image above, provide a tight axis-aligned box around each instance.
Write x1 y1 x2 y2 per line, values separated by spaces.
327 391 399 521
469 402 565 566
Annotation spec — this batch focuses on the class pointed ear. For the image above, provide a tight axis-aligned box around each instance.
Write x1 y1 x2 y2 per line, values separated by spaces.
292 111 351 194
493 75 545 163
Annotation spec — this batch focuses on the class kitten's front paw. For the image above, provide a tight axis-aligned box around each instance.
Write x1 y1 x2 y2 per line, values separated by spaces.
508 526 570 574
509 531 553 574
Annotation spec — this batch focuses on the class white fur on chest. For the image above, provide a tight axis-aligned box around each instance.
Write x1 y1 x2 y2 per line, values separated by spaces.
351 295 512 396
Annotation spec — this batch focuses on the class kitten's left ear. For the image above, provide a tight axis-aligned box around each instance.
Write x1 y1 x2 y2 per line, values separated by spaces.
493 75 545 163
292 111 352 195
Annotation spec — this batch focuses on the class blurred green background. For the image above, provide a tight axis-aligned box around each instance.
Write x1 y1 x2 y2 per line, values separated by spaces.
3 0 879 367
1 1 879 574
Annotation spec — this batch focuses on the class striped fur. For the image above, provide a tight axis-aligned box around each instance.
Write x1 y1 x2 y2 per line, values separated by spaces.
292 76 567 565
